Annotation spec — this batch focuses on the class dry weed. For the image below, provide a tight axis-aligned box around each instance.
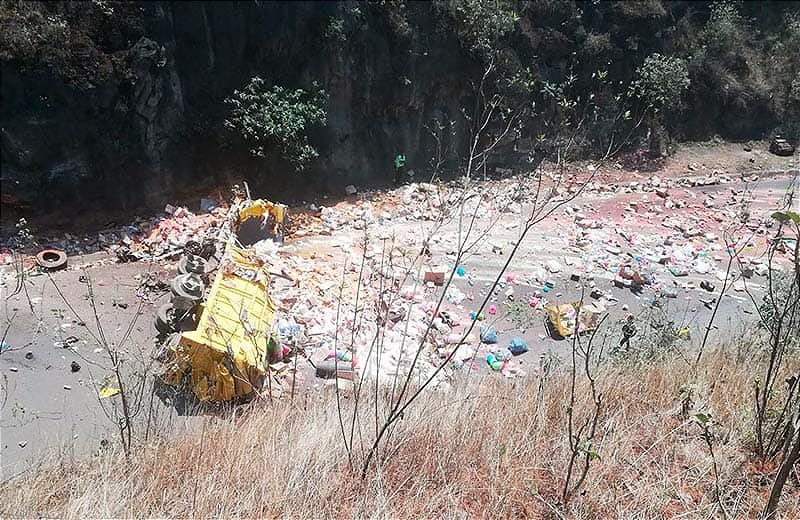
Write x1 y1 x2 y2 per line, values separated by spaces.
1 351 798 519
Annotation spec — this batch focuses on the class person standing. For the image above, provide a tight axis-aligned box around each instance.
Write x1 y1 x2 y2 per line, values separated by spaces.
394 153 406 184
620 314 637 349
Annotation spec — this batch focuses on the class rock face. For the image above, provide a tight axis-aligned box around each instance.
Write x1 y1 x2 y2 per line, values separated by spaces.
0 1 473 213
162 1 475 198
1 1 796 215
1 2 186 212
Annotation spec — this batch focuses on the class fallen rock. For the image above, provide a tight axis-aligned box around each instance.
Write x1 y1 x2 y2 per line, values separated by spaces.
700 280 715 292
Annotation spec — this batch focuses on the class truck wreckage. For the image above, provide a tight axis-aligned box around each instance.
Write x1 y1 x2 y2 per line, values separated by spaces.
153 199 290 402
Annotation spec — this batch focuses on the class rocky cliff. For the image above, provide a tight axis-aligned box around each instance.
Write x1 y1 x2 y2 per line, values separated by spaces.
1 1 479 213
1 1 797 216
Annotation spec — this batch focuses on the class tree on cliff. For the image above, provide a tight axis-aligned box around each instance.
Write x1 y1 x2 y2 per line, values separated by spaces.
224 76 328 172
445 0 522 181
629 53 690 158
449 0 518 60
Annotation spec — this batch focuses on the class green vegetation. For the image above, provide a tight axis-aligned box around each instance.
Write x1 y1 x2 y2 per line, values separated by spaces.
0 0 144 88
630 53 690 157
323 17 346 43
224 77 328 172
684 2 799 139
1 1 799 210
630 53 690 111
448 0 519 59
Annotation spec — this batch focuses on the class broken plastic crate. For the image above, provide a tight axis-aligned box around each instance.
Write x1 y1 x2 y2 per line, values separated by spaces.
545 302 600 337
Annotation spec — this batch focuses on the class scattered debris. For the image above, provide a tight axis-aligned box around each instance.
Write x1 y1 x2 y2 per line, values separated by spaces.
2 161 792 406
508 338 529 355
700 280 715 292
99 385 121 399
423 271 445 286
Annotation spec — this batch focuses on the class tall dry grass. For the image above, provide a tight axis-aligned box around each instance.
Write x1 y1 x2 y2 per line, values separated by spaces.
1 349 798 519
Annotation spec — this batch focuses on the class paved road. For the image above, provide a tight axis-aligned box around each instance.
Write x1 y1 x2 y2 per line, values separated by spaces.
0 170 794 478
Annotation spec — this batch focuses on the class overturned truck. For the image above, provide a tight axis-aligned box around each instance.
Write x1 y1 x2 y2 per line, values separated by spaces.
154 199 287 402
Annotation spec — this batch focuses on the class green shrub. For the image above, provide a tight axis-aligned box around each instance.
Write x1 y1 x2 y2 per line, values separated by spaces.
448 0 519 59
224 77 328 172
629 53 690 112
323 17 346 43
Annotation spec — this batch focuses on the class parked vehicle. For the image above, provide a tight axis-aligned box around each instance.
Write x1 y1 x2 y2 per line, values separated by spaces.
770 136 795 156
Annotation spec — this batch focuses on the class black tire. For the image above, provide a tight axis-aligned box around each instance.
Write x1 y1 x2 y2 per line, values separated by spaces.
155 303 177 334
177 256 189 275
178 255 207 276
184 240 201 256
35 249 68 270
171 274 204 300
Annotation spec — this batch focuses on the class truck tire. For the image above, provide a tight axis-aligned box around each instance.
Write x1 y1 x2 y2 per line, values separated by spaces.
35 249 68 270
178 254 207 276
171 274 204 300
155 303 177 334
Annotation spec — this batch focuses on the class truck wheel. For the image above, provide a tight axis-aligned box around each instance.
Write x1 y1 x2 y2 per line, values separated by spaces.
171 274 204 300
155 303 177 334
184 240 202 256
178 254 207 276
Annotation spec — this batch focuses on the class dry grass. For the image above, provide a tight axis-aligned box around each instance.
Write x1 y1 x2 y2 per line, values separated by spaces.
2 350 798 519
